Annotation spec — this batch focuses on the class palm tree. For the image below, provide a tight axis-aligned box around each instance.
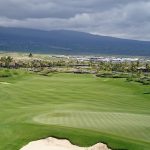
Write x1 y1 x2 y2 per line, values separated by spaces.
28 53 33 58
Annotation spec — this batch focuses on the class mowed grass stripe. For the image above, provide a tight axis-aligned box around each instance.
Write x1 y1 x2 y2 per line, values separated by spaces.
0 72 150 150
33 111 150 142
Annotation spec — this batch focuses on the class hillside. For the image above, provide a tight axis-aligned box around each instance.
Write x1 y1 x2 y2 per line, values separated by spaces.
0 27 150 56
0 71 150 150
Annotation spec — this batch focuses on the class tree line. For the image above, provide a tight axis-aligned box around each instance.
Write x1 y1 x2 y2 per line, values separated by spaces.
0 55 150 74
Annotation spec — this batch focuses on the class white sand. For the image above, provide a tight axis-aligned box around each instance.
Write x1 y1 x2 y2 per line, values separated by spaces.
20 137 111 150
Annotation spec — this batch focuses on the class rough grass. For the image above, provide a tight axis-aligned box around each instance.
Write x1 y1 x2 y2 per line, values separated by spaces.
0 71 150 150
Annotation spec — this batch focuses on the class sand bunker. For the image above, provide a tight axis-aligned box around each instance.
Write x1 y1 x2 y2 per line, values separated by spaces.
20 137 111 150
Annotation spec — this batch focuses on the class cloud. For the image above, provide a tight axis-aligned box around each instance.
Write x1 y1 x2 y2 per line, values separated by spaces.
0 0 150 40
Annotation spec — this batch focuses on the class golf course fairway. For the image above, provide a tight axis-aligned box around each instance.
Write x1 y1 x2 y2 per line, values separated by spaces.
0 71 150 150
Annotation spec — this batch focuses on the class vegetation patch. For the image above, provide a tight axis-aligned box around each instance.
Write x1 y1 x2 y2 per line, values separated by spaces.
0 69 12 77
96 73 130 78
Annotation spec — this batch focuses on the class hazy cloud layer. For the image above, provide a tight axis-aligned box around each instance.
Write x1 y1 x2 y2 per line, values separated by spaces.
0 0 150 40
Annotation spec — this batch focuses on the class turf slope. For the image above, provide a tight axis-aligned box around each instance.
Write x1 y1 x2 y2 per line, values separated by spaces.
0 72 150 150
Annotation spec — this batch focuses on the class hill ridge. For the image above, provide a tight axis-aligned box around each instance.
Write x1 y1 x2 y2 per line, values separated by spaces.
0 27 150 56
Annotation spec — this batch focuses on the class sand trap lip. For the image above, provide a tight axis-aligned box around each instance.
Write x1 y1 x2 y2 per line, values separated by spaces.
20 137 111 150
0 82 11 85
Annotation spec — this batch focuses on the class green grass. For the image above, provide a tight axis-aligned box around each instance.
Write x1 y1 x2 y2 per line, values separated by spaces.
0 70 150 150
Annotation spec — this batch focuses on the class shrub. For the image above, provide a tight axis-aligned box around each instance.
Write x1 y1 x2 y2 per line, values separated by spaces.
0 69 12 77
136 77 150 85
96 73 113 78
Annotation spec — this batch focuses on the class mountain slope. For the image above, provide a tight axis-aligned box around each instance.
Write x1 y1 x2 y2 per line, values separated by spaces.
0 27 150 56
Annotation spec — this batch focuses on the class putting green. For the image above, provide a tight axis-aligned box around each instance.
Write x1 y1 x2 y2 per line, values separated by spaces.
0 72 150 150
33 111 150 142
